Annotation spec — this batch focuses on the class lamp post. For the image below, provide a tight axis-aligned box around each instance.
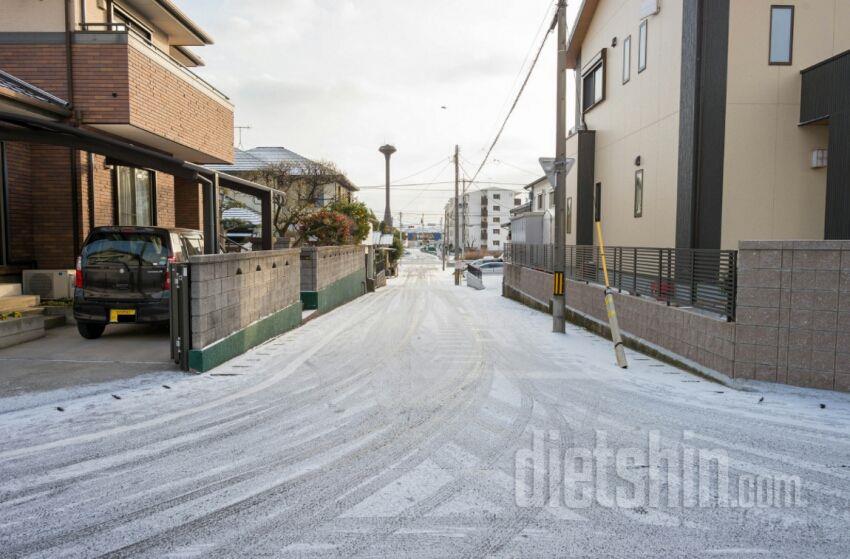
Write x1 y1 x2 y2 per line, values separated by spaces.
379 144 396 228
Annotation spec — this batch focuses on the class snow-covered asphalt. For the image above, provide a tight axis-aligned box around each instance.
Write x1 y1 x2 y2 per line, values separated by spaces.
2 252 850 558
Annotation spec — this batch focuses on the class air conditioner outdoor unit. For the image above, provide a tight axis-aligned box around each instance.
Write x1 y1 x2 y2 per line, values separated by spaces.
22 269 75 300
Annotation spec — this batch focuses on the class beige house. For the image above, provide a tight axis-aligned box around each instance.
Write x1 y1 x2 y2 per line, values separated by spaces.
562 0 850 250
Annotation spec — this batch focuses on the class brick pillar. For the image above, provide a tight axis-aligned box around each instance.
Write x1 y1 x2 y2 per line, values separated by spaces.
3 142 35 263
174 176 203 231
30 145 77 269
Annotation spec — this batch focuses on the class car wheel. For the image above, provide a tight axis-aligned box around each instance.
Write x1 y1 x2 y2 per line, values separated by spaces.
77 322 106 340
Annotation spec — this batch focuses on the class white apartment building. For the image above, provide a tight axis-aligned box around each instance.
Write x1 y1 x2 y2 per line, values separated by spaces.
444 187 522 254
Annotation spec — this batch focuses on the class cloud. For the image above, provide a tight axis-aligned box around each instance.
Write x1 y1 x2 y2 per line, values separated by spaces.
180 0 567 218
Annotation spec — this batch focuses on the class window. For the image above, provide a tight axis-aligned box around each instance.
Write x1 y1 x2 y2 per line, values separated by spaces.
514 198 522 206
493 193 501 200
549 190 555 207
493 229 500 235
594 182 602 222
638 20 648 73
566 197 572 234
493 205 500 212
116 166 154 226
493 217 500 223
622 35 631 83
493 240 500 246
634 170 644 218
112 5 153 42
537 193 543 210
582 52 606 112
769 6 794 64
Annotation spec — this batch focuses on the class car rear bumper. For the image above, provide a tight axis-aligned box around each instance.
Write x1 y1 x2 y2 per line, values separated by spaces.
73 296 170 324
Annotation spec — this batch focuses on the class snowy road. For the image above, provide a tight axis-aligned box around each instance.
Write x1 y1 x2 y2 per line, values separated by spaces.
2 252 850 558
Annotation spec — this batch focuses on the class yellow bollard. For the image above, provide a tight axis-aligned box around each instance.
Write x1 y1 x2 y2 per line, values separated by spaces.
596 221 628 369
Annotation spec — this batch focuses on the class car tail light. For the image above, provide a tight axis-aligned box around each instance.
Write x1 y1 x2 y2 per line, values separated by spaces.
75 256 83 289
163 256 176 290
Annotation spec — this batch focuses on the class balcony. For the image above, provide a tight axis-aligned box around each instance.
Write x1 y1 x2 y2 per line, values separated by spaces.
800 50 850 125
72 28 234 164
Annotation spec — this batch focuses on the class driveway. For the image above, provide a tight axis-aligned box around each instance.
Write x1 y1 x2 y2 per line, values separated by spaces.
0 322 175 396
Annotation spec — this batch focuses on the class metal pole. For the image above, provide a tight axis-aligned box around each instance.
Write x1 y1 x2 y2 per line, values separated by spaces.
454 145 460 285
596 221 628 368
552 0 567 333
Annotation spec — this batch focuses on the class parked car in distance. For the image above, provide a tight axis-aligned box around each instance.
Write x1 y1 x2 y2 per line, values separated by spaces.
461 256 502 271
73 227 204 339
477 261 505 274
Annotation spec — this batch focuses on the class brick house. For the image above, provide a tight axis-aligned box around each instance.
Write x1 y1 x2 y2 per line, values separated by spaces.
0 0 262 273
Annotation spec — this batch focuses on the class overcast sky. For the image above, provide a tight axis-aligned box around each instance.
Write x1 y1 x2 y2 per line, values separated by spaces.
183 0 579 225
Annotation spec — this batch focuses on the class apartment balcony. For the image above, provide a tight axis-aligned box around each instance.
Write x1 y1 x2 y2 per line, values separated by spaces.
72 28 234 164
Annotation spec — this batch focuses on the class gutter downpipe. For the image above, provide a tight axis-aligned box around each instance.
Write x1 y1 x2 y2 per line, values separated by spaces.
197 174 220 254
65 0 82 257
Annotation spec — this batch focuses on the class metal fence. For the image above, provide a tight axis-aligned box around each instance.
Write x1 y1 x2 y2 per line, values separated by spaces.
504 243 738 321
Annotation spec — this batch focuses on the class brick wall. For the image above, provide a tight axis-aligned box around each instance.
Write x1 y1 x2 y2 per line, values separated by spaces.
735 241 850 392
0 44 68 99
72 43 130 123
30 145 76 269
155 173 175 228
189 249 301 349
174 176 203 231
4 142 34 263
300 246 366 292
126 44 233 163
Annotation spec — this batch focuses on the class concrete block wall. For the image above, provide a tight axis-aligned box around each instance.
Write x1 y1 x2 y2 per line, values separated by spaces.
300 246 366 292
189 249 301 349
506 240 850 393
504 263 736 378
735 240 850 391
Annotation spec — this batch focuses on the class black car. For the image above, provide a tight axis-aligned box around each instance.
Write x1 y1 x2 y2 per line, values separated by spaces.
74 226 204 339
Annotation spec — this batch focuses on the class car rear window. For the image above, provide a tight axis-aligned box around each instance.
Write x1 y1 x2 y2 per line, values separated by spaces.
83 232 170 266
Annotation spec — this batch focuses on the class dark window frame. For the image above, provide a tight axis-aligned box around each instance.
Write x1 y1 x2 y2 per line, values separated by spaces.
622 34 631 84
768 5 794 66
638 20 648 73
581 50 607 113
634 169 644 218
566 196 572 235
112 3 153 42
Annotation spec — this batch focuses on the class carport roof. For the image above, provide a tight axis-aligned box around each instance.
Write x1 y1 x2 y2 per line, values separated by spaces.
0 111 275 197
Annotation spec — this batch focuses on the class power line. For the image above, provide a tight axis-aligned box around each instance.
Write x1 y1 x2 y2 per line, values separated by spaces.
356 180 527 189
467 4 557 188
392 157 451 183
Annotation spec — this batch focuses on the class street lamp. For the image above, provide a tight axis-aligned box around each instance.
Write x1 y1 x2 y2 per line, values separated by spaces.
379 144 397 228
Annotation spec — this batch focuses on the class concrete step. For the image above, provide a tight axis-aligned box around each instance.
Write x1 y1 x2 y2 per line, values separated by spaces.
0 295 41 313
43 313 66 330
0 284 22 297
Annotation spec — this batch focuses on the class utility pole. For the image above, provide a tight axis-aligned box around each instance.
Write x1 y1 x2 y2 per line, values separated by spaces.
453 145 460 285
379 144 396 228
552 0 568 333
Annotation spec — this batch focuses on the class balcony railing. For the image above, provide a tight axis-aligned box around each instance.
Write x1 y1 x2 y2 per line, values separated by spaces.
504 243 738 321
78 23 230 103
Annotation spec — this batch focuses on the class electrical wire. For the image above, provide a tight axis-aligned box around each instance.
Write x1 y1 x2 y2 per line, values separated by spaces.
391 157 452 183
467 4 558 188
